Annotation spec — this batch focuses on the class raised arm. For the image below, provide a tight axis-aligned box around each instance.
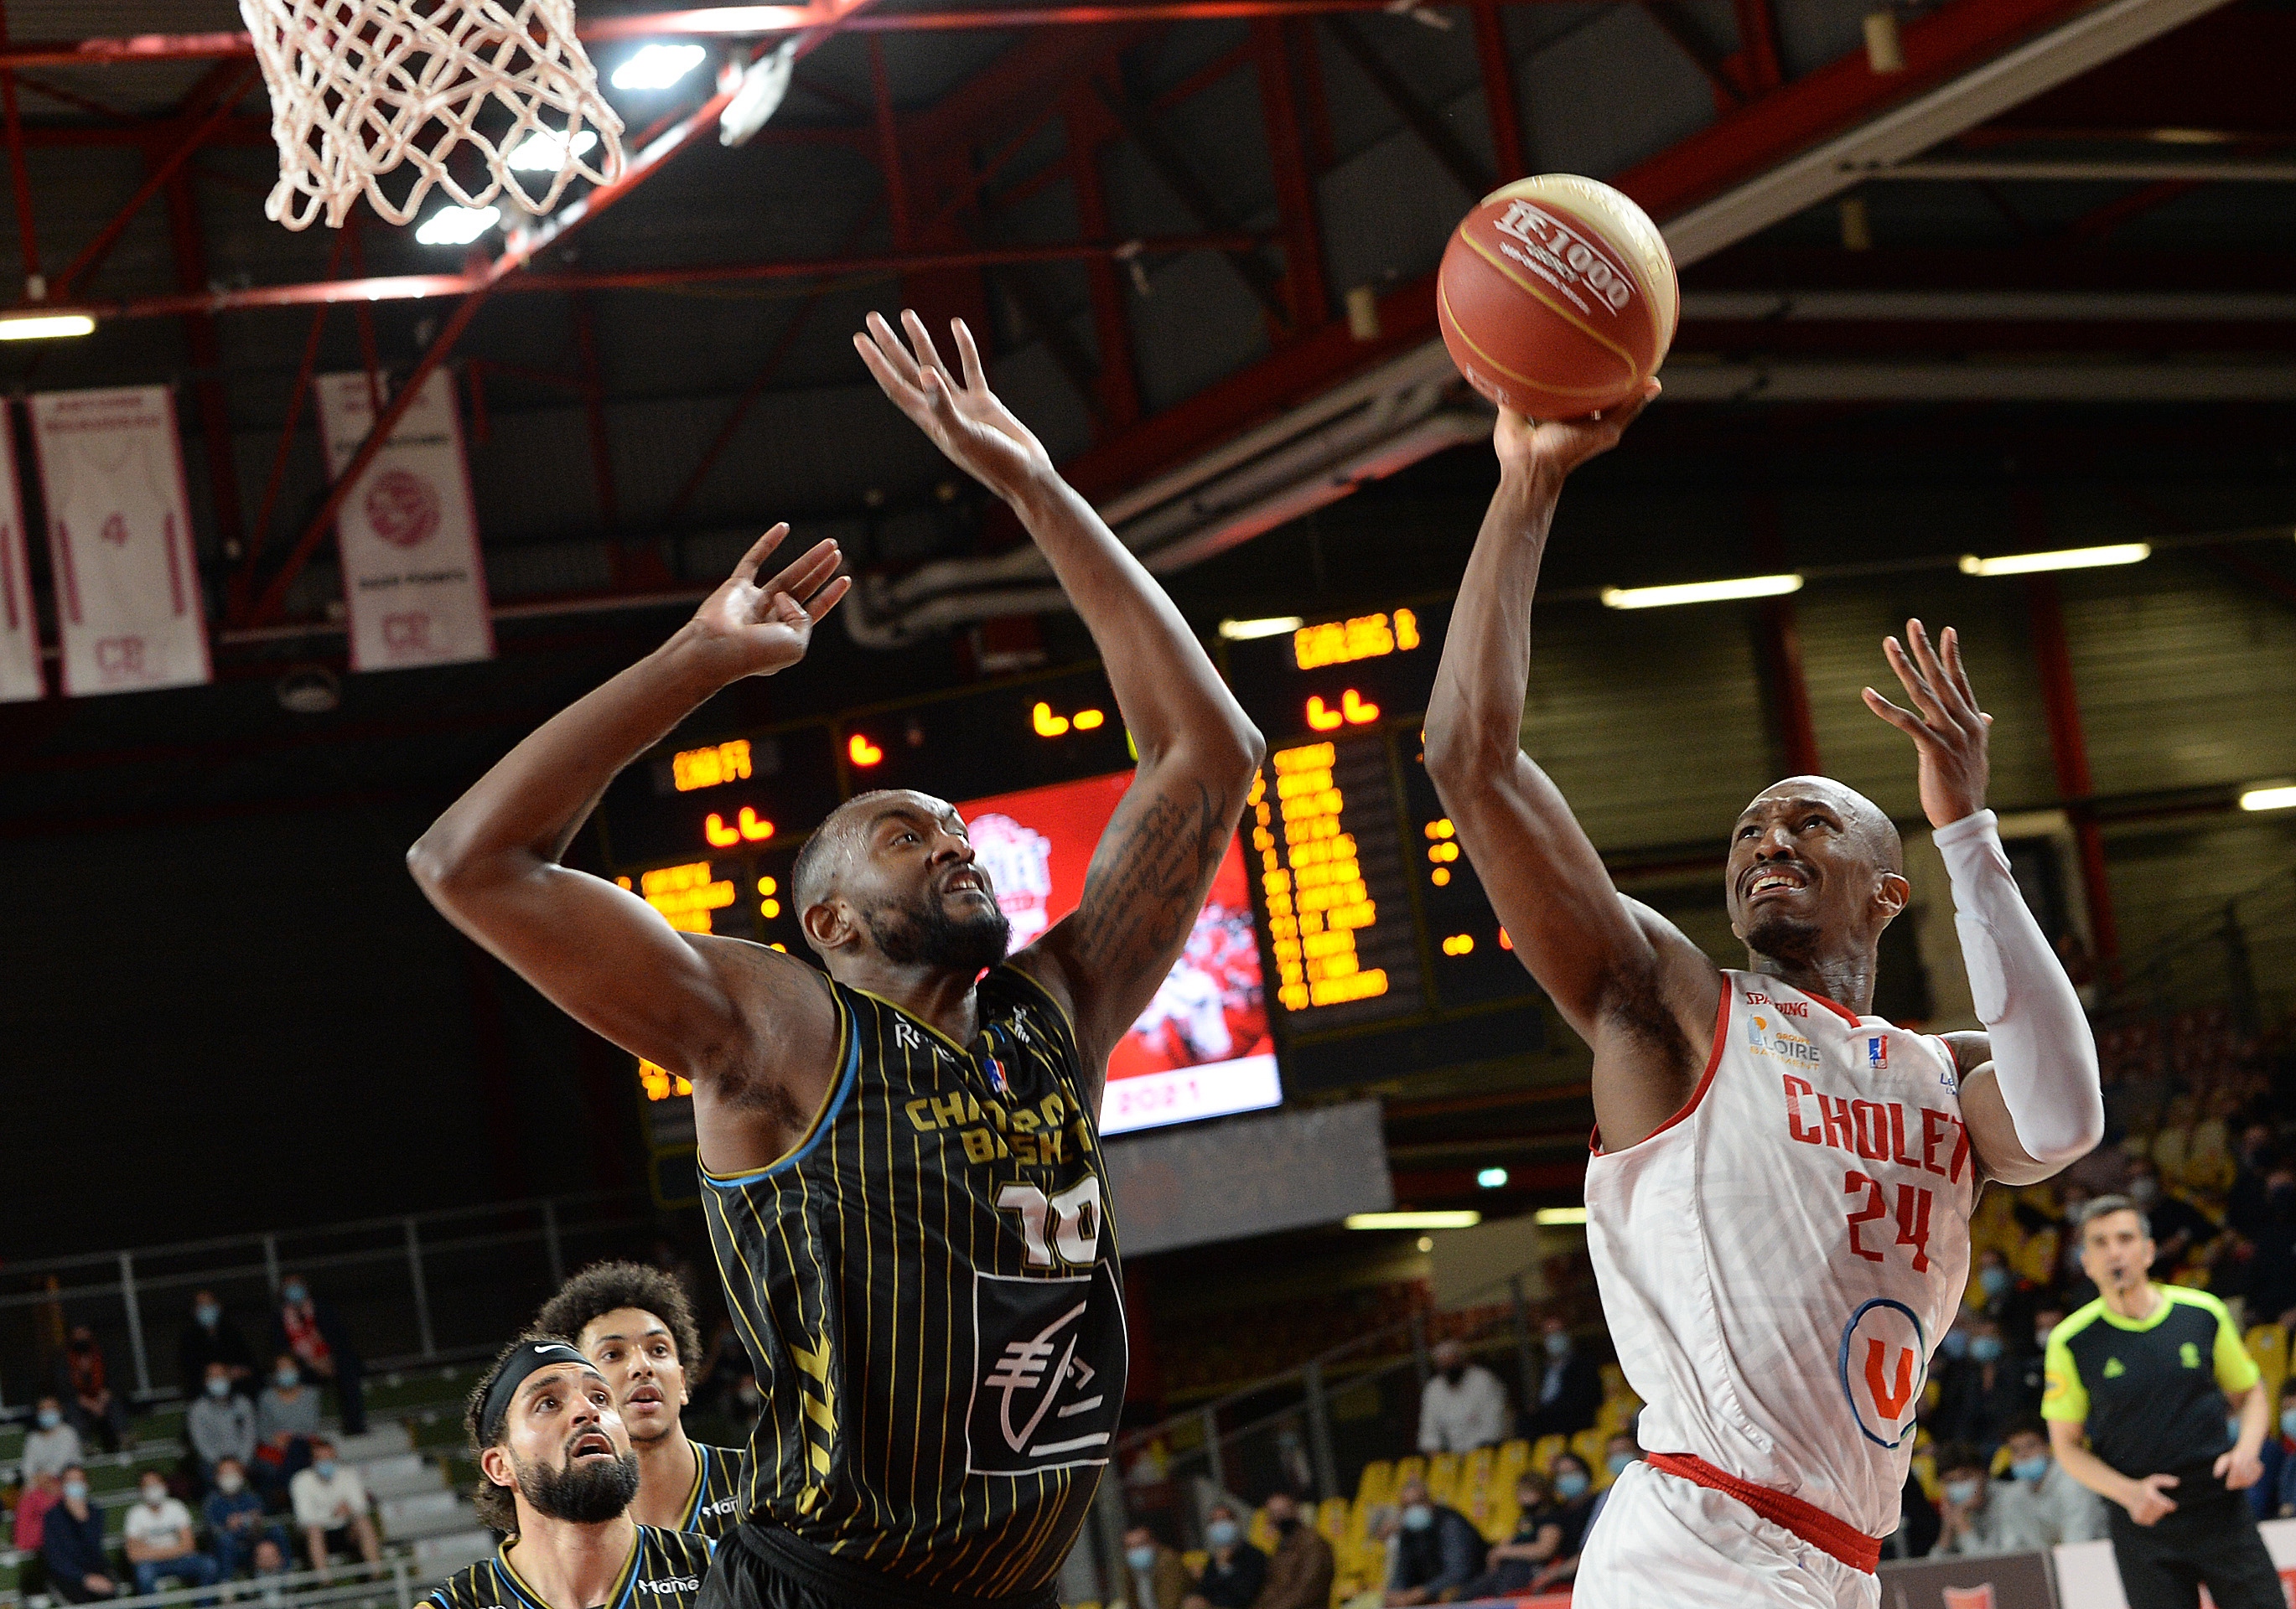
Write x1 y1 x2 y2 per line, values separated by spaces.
407 530 850 1164
1421 391 1720 1151
855 313 1263 1082
1864 619 2102 1184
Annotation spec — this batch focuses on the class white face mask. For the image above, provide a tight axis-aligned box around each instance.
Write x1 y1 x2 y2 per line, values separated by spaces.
142 1485 168 1508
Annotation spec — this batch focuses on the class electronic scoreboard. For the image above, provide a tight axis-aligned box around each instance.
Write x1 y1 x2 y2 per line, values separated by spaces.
600 599 1547 1206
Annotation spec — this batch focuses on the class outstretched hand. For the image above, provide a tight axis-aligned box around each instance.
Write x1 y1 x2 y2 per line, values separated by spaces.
688 524 850 679
1863 618 1991 828
854 310 1052 503
1493 378 1661 487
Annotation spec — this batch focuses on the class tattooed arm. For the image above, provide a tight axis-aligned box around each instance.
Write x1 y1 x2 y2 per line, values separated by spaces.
855 311 1266 1095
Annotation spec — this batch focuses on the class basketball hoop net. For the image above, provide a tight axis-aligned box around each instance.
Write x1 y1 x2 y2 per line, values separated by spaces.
241 0 626 230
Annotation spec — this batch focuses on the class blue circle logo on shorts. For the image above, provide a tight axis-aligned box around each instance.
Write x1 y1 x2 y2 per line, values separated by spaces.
1838 1298 1926 1449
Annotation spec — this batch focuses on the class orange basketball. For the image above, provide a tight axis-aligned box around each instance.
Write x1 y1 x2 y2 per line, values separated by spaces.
1437 175 1677 421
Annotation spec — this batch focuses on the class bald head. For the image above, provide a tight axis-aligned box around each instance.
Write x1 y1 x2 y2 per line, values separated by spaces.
1746 778 1901 874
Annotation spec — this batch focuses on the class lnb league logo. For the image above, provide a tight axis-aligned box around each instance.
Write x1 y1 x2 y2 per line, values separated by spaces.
1837 1298 1926 1449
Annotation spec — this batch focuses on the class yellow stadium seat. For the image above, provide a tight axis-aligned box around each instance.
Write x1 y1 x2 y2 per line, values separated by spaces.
1570 1428 1609 1472
1355 1459 1394 1507
1462 1446 1495 1497
2247 1325 2288 1406
1318 1498 1349 1544
1392 1456 1427 1492
1531 1435 1566 1475
1183 1550 1208 1574
1990 1446 2013 1477
1910 1451 1938 1503
1426 1451 1460 1503
1475 1493 1519 1545
1495 1440 1530 1483
1598 1363 1626 1399
1249 1506 1276 1551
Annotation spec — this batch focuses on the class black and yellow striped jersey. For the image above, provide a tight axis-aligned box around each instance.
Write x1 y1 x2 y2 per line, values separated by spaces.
425 1524 711 1609
701 964 1127 1598
679 1442 750 1538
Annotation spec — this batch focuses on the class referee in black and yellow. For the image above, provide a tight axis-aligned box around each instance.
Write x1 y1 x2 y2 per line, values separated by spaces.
2043 1195 2278 1609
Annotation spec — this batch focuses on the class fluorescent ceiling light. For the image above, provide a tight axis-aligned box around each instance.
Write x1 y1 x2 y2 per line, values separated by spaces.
415 204 501 246
0 312 94 340
1476 1167 1509 1188
1600 573 1802 610
2239 784 2296 812
1344 1210 1482 1230
1219 615 1303 641
505 128 599 173
612 43 707 91
1534 1207 1589 1226
1957 543 2150 577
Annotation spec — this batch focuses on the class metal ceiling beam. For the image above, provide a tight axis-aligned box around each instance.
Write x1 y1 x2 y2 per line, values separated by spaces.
0 0 1631 66
1320 15 1495 198
50 62 254 300
1859 158 2296 180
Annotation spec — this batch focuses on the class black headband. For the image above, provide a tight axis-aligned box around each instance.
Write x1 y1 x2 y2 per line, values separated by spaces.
479 1341 594 1443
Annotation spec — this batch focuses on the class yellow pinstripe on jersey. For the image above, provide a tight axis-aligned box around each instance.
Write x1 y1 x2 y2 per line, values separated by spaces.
701 965 1127 1597
680 1442 752 1538
425 1525 711 1609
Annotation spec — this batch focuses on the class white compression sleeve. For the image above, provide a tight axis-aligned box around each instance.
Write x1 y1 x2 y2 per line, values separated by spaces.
1936 809 2105 1166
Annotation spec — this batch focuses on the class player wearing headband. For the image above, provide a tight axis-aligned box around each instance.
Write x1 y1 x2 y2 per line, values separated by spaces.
535 1263 751 1538
428 1340 713 1609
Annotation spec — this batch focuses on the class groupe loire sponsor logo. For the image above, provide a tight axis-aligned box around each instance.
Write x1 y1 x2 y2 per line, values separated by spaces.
1745 1012 1821 1065
1488 199 1637 318
1837 1298 1926 1449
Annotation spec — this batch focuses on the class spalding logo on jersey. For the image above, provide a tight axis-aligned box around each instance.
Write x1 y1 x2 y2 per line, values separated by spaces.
1838 1298 1925 1449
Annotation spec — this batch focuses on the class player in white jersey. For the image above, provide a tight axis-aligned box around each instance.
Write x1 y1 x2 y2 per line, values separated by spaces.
1423 385 2105 1608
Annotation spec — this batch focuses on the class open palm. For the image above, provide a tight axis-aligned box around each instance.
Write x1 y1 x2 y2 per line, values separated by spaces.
689 524 851 678
855 309 1052 500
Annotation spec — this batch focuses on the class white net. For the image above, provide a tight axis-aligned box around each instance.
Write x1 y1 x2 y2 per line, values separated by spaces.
241 0 627 230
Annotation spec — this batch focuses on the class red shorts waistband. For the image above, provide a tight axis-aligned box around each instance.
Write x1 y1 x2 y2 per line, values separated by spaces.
1643 1452 1884 1575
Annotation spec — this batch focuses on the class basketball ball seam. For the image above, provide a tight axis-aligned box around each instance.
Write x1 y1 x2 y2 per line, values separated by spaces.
1458 230 1650 382
1438 279 1635 401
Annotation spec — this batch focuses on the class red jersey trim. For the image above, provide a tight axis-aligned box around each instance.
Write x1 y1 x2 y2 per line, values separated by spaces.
1589 980 1731 1156
1644 1453 1884 1574
1801 987 1866 1028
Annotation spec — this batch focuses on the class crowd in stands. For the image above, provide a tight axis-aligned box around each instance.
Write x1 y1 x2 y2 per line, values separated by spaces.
8 1278 381 1602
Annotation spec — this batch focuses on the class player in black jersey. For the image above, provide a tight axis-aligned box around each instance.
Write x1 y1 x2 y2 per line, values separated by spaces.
429 1338 713 1609
411 309 1263 1608
536 1263 752 1539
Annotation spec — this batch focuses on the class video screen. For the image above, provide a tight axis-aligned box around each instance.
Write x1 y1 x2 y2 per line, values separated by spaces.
956 771 1280 1138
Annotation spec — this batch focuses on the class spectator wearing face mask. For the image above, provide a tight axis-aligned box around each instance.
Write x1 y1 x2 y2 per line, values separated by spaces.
43 1466 118 1602
257 1353 321 1484
1518 1317 1603 1444
1994 1418 2106 1544
179 1291 260 1400
205 1458 291 1580
1184 1502 1266 1609
250 1537 293 1604
1516 1452 1599 1595
290 1436 381 1575
2257 1378 2296 1520
1931 1444 2022 1557
2019 1304 2066 1408
1122 1524 1189 1609
22 1394 84 1481
1580 1432 1641 1539
1933 1316 2036 1455
56 1326 130 1452
123 1471 222 1597
272 1276 365 1436
1972 1248 2039 1343
1249 1490 1333 1609
189 1360 260 1489
1382 1476 1486 1606
1416 1339 1510 1456
1454 1472 1566 1600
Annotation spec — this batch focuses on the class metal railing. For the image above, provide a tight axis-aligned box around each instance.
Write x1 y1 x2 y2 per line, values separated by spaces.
3 1554 423 1609
0 1193 656 1412
2098 866 2296 1037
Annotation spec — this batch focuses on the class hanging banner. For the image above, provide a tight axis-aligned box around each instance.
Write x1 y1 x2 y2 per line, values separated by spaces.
0 408 41 702
315 369 493 672
29 386 210 697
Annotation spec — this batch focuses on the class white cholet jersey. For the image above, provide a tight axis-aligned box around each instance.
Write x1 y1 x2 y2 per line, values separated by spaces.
1583 970 1977 1538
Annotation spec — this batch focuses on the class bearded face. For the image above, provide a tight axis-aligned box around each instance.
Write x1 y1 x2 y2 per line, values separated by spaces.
862 886 1012 975
512 1446 640 1524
